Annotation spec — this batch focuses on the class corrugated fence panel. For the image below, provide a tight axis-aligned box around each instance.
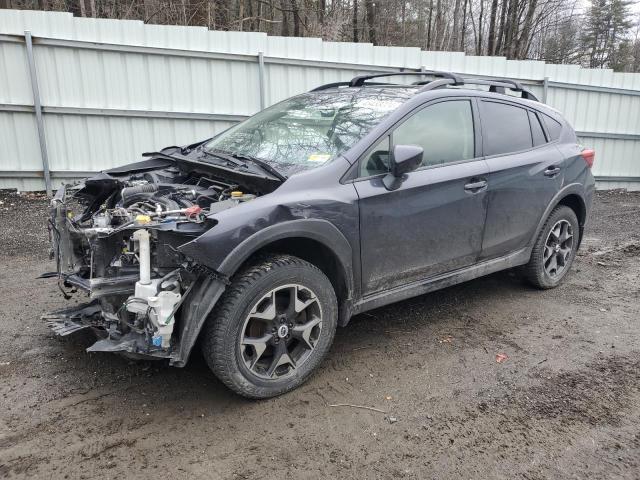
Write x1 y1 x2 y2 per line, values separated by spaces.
1 9 639 192
0 41 32 104
43 115 236 173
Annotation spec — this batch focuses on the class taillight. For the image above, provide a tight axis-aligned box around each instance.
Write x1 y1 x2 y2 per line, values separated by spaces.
581 149 595 168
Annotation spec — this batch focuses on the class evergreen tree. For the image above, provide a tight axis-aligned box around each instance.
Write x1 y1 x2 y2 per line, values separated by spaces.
582 0 634 69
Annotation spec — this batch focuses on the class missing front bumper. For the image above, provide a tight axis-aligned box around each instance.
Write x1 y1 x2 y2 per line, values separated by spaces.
42 300 173 360
42 274 228 366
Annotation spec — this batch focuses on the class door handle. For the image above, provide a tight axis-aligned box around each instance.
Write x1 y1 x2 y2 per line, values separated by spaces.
464 179 488 192
544 166 561 177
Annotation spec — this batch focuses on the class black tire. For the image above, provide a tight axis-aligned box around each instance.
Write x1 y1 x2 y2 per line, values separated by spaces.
524 205 580 289
201 254 338 399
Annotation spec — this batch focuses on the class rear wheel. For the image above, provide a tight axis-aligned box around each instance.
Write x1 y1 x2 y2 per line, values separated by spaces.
524 205 579 289
202 254 337 399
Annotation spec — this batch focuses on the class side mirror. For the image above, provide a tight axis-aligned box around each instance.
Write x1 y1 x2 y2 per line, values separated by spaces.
383 144 423 190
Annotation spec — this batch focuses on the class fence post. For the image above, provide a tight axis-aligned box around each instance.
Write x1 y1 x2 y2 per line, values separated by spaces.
24 31 52 196
257 51 266 111
542 76 549 103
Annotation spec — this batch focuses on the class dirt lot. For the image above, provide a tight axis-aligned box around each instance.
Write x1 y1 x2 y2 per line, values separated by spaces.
0 189 639 480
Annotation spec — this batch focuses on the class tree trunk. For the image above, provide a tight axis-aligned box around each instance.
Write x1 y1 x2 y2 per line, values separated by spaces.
217 0 229 30
461 0 468 49
353 0 358 42
450 0 462 50
505 0 519 58
143 0 152 22
495 0 508 55
426 0 434 49
280 0 290 35
246 0 254 31
319 0 325 28
477 0 484 55
434 0 443 50
487 0 499 55
79 0 86 17
401 1 406 45
515 0 537 59
290 0 300 36
181 0 187 25
364 0 376 44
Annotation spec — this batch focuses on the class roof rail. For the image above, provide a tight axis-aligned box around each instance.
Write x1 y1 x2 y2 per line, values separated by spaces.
309 81 350 92
348 70 464 87
310 80 411 92
309 70 540 102
469 78 539 101
477 77 539 101
418 77 540 102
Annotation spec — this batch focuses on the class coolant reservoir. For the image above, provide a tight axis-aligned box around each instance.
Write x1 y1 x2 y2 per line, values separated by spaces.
230 191 256 204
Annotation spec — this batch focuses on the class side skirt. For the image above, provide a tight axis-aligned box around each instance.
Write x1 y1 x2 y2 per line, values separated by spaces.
353 248 531 315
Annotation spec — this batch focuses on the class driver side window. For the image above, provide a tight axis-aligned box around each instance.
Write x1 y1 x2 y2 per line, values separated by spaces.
358 99 475 178
394 100 475 167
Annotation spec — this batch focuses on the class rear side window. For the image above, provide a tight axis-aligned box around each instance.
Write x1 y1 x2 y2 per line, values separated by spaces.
480 101 532 156
542 113 563 141
529 111 547 146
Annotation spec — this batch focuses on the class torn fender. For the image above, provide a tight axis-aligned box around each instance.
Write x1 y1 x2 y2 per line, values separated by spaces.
170 274 227 367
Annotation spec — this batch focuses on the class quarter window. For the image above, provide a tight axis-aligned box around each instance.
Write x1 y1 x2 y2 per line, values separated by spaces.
529 111 547 146
392 100 475 167
542 113 563 141
481 101 533 156
360 136 391 177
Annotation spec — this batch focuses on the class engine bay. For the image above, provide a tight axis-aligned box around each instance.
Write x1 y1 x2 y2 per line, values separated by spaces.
46 159 269 360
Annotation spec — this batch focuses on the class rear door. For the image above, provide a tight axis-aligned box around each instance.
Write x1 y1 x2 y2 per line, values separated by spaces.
478 100 564 260
353 98 490 295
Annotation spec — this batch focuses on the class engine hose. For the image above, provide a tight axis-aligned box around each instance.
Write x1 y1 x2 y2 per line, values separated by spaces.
121 183 159 205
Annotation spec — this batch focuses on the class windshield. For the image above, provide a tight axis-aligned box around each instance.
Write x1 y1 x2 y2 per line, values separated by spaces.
202 87 415 175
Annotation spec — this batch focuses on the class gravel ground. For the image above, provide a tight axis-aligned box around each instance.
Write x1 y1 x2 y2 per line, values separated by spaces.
0 188 639 479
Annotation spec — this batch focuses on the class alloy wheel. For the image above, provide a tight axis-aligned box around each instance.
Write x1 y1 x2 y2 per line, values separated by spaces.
240 284 323 379
543 219 574 278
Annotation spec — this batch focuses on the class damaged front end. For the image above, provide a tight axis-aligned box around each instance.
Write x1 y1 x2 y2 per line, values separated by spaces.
44 157 270 366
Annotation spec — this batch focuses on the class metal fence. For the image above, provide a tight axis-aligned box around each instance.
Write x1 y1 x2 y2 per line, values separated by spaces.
1 9 640 193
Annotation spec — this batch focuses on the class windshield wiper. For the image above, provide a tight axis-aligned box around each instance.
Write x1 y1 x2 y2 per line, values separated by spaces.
219 151 287 182
142 151 183 162
200 149 249 169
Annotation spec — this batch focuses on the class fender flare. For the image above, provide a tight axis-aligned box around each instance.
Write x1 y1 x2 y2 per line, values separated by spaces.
218 218 355 297
528 183 588 252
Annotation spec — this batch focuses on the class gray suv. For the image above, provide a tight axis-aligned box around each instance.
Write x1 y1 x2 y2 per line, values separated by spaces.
46 71 595 398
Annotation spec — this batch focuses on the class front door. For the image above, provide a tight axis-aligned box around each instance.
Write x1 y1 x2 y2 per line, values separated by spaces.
353 98 490 295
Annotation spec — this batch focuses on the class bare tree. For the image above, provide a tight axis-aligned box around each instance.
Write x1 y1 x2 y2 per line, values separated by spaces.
3 0 638 71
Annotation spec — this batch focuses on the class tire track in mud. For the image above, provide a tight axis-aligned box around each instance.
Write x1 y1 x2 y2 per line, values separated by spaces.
2 190 640 479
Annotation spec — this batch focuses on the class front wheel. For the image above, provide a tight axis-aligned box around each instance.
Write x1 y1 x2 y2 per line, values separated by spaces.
524 205 580 289
201 254 338 399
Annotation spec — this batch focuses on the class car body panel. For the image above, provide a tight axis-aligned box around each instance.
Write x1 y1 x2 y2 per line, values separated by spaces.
480 144 565 260
354 159 490 294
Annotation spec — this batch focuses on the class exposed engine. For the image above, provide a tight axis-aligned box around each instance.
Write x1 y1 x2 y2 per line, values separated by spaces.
46 162 263 359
